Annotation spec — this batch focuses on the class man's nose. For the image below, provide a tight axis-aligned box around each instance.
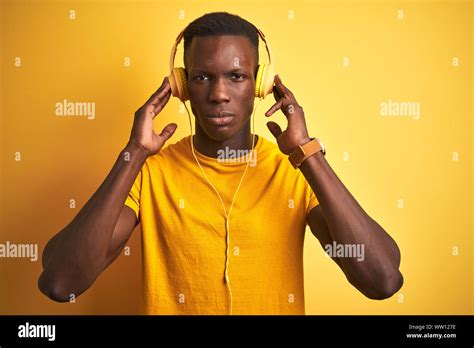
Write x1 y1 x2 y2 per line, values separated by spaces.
208 77 230 103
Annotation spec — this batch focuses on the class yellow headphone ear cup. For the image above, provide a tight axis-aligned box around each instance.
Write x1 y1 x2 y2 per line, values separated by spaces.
255 64 275 99
255 64 264 98
169 67 188 101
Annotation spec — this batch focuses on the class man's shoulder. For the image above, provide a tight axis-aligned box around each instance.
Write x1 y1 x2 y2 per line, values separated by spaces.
145 135 190 165
258 135 280 154
158 135 190 157
257 136 292 168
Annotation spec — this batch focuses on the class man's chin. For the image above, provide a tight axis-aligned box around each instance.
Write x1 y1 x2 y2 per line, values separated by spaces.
197 120 240 142
201 127 236 142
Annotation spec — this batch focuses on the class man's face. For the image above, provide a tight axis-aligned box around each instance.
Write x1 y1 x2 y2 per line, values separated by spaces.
185 35 257 142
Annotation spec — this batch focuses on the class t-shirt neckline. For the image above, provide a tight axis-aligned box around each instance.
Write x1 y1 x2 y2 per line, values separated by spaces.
188 134 263 166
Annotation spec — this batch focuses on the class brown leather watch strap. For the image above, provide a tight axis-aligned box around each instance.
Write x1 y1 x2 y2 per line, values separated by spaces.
288 138 322 168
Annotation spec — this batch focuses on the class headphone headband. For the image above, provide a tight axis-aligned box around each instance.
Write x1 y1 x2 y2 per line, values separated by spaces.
169 25 273 72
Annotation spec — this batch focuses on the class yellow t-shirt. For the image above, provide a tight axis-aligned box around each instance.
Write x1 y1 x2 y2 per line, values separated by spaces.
124 134 319 315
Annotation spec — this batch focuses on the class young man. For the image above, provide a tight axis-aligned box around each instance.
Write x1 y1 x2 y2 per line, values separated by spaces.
38 12 403 315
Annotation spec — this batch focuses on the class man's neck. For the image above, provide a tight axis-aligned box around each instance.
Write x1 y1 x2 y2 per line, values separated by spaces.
193 125 258 159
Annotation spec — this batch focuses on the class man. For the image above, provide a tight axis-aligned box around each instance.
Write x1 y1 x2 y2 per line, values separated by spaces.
38 12 403 315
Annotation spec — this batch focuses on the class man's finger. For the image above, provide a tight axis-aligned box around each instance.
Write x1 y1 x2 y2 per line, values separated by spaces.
152 89 172 117
272 81 284 99
150 81 171 107
157 123 178 142
145 77 170 106
265 99 283 117
152 122 178 150
275 75 294 98
266 121 283 139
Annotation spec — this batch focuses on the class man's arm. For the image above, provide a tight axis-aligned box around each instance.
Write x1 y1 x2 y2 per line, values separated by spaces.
38 78 177 302
303 164 403 300
38 143 147 302
265 75 403 299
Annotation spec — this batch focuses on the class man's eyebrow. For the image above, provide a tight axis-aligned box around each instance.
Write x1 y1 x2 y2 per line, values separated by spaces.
189 67 250 74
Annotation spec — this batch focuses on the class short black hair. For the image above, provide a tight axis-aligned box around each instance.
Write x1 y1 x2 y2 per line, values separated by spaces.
183 12 259 67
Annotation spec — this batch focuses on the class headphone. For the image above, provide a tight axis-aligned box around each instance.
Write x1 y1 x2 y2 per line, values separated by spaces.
167 25 276 315
168 25 275 101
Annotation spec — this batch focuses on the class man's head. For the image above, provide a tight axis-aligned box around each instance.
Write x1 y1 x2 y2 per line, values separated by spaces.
182 12 260 142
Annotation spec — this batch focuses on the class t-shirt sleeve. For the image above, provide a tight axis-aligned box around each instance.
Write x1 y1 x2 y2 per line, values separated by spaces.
124 168 142 221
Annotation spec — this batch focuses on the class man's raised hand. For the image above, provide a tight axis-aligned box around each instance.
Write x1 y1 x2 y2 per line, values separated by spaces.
129 77 177 157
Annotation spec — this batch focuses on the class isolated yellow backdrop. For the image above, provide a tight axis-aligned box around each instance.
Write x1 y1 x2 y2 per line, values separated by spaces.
0 0 472 314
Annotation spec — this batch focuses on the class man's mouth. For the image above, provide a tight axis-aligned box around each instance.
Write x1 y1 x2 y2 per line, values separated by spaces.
206 111 235 126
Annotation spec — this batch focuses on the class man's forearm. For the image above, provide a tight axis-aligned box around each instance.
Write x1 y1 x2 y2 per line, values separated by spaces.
299 151 403 298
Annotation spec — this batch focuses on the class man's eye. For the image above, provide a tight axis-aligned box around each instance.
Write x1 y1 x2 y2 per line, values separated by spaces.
194 75 209 81
231 73 245 81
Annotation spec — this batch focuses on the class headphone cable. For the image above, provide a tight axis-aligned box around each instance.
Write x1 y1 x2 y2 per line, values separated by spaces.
182 99 261 315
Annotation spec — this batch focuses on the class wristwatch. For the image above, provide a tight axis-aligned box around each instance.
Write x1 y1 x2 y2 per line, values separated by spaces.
288 137 326 168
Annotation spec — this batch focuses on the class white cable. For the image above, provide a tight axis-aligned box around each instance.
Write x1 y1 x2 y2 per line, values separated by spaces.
182 99 261 315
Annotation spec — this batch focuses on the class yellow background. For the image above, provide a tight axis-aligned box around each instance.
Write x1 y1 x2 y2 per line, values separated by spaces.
0 0 472 314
